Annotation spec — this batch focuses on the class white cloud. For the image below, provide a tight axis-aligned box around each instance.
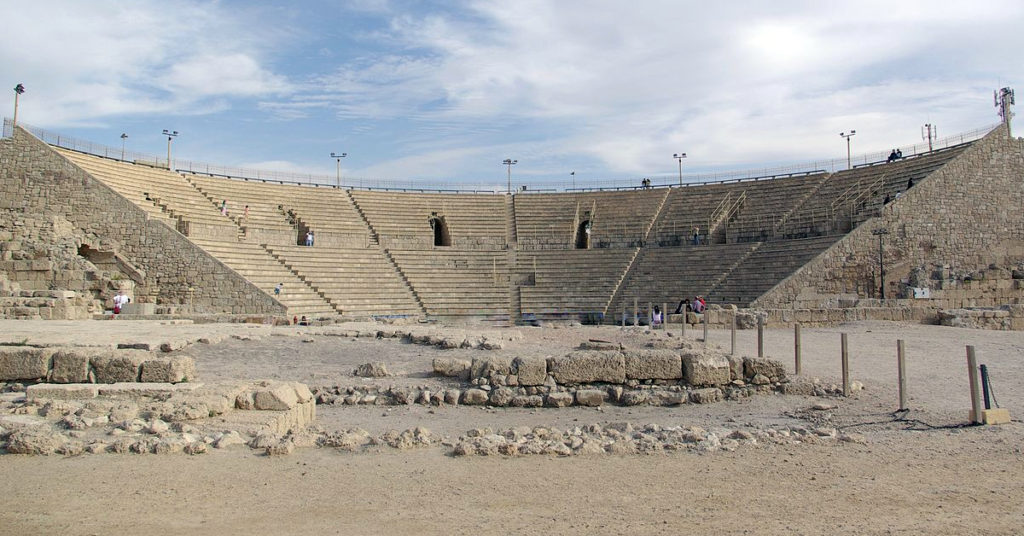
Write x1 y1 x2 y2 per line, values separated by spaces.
0 0 292 126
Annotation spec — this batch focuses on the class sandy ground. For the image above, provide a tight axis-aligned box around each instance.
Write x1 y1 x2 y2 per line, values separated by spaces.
2 319 1023 535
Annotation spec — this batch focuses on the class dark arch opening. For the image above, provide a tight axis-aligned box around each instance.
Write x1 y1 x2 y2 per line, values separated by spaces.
429 215 451 247
575 220 591 249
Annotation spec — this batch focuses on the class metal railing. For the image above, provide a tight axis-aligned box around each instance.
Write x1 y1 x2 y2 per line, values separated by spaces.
6 118 998 193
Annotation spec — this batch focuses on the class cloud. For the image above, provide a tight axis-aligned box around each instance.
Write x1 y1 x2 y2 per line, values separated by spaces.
0 0 292 126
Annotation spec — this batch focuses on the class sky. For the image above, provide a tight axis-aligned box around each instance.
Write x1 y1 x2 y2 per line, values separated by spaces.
2 0 1021 190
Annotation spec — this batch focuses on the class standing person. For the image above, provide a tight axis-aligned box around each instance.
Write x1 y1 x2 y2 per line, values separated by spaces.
305 230 314 247
112 290 130 314
274 282 283 296
243 205 250 220
692 226 700 246
220 200 228 216
652 305 662 326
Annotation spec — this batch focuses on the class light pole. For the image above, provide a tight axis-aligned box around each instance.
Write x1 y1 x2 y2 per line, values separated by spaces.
570 171 575 192
330 152 347 187
120 133 128 160
503 158 517 194
162 129 178 170
12 83 25 128
673 153 687 186
840 130 856 170
872 228 890 299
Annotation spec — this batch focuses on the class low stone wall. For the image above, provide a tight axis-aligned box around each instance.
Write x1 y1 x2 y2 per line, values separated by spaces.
0 346 196 383
312 340 791 409
937 306 1024 330
0 379 316 455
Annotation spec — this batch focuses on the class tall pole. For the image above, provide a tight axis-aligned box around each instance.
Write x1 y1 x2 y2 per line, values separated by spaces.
922 123 936 152
162 129 178 170
12 83 25 128
331 152 347 187
120 133 128 161
503 158 517 194
673 153 687 186
840 130 856 170
570 171 575 192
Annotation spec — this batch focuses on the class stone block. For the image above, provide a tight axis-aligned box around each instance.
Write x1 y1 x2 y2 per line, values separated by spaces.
461 388 489 405
140 355 196 383
725 355 744 381
0 347 54 380
548 351 626 384
545 391 574 407
50 349 92 383
290 382 314 403
575 389 607 407
512 356 547 386
470 356 513 380
682 351 731 387
90 351 146 383
26 383 99 400
689 387 723 404
623 349 682 380
432 357 471 380
743 357 786 381
253 382 299 410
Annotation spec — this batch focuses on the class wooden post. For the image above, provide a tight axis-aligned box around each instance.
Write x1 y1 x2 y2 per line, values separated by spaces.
841 332 850 397
897 339 907 411
633 297 638 327
703 308 709 345
730 309 737 356
756 316 764 358
648 302 653 327
967 345 982 424
662 302 667 329
681 306 687 338
621 306 626 327
794 324 802 376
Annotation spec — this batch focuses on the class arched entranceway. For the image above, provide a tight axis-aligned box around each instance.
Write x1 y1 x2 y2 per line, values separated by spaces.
429 214 451 247
575 220 591 249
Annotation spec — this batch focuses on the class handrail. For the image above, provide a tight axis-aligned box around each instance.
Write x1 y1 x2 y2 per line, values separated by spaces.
8 117 997 193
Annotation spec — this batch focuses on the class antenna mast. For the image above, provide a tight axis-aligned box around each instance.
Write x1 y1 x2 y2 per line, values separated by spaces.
921 123 936 152
995 87 1015 130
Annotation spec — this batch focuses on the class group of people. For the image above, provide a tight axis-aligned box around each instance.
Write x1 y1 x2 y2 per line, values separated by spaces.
640 178 652 189
886 149 904 162
673 295 706 315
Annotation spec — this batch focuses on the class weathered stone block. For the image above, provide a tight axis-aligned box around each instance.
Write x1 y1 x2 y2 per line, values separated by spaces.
26 383 99 400
575 389 607 406
461 388 489 405
545 391 574 407
548 351 626 384
689 387 723 404
253 382 299 410
90 351 146 383
512 356 547 386
682 352 731 387
744 357 786 381
432 357 471 380
0 347 54 381
624 349 682 380
50 349 91 383
726 355 744 381
470 356 513 380
140 355 196 383
488 387 516 406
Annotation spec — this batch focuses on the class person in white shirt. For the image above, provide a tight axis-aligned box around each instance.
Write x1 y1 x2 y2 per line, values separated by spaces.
113 291 130 314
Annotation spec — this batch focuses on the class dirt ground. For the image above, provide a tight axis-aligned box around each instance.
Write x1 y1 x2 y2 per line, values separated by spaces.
2 319 1023 535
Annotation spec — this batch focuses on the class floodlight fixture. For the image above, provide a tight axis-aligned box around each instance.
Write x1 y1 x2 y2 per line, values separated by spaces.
12 83 25 127
162 129 179 170
503 158 517 194
330 152 347 187
120 133 128 160
839 130 856 170
673 153 687 186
